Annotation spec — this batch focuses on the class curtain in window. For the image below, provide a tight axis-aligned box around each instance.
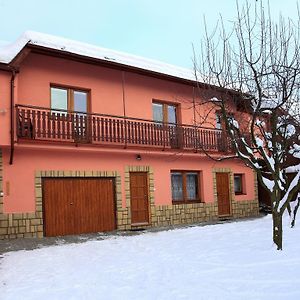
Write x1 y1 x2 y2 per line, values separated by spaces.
168 105 177 124
74 91 87 113
186 173 198 200
51 87 68 115
171 173 183 200
152 103 163 123
234 175 242 193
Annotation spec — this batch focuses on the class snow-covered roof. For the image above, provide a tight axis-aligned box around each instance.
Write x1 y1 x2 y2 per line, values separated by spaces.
0 31 196 82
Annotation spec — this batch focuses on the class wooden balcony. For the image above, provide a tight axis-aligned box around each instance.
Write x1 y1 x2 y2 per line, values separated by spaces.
16 105 231 152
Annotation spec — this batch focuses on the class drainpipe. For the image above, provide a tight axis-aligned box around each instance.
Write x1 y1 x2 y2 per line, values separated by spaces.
9 69 16 165
192 86 196 126
192 86 197 153
122 71 127 148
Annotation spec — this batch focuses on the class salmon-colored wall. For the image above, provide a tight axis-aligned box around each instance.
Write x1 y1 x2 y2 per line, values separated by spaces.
16 53 197 124
1 52 256 214
18 54 124 116
2 147 255 213
1 52 247 147
0 71 12 146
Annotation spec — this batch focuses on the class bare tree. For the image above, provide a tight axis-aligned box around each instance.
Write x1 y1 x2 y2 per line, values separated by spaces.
194 0 300 250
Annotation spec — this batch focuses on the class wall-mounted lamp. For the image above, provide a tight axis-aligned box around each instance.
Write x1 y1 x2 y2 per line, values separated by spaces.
136 154 142 161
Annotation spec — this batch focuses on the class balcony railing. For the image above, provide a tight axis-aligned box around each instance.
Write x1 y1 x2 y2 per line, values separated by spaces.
16 105 232 152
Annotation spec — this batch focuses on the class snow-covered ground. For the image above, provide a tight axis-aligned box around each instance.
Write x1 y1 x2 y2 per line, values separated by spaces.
1 215 300 300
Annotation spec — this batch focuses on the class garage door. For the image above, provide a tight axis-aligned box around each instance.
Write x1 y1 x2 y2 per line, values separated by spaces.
43 178 116 236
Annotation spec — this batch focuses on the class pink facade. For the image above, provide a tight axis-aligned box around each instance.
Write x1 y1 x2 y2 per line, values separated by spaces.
0 34 259 238
2 147 255 212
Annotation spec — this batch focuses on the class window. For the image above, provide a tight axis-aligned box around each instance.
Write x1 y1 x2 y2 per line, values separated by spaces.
51 86 90 141
51 86 89 113
216 113 222 129
51 87 68 111
234 174 245 195
171 171 201 203
216 112 235 130
171 172 183 200
152 101 178 124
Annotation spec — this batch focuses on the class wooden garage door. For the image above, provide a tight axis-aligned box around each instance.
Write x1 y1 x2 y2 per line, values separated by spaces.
216 173 231 216
43 178 116 236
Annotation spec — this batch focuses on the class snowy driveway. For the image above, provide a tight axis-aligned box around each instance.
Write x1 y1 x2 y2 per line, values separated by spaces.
1 215 300 300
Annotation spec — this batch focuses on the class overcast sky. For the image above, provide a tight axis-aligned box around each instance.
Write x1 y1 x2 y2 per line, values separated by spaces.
0 0 298 68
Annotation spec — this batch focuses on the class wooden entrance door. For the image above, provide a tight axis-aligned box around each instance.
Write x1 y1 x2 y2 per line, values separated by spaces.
216 173 231 216
43 178 116 236
130 172 149 224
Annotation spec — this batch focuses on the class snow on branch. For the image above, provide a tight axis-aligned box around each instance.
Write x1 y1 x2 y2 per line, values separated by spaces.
278 171 300 213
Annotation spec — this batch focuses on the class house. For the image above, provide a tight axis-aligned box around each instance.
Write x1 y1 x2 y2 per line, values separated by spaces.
0 32 259 238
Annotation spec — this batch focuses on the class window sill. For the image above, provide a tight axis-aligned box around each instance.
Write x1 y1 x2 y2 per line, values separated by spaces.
235 192 247 196
172 200 203 205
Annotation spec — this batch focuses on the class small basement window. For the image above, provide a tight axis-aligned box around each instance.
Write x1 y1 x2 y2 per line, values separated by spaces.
171 171 201 203
234 174 246 195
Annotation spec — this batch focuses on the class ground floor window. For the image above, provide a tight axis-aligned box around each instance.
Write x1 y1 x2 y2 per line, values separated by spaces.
234 173 246 195
171 171 201 203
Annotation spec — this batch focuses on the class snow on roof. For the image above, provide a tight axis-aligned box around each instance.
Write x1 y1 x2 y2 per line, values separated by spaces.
0 31 196 82
251 97 283 112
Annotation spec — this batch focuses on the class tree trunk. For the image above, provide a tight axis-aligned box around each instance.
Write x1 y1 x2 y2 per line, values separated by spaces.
291 196 300 228
272 211 283 250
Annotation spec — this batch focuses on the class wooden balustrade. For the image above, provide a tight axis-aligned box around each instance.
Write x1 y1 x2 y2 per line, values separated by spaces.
16 105 231 152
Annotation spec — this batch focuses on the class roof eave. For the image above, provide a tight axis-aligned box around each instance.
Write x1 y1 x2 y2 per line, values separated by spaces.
26 44 200 87
3 43 240 96
0 62 14 72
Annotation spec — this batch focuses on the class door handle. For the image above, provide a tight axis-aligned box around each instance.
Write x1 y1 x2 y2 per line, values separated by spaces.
70 202 73 205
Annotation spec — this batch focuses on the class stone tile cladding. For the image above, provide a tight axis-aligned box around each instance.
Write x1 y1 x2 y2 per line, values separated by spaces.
0 149 43 238
212 168 259 218
0 158 124 238
0 154 259 239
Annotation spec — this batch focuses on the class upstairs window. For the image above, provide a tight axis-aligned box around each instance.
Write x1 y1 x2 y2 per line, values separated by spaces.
171 171 201 203
216 113 222 129
51 86 89 113
152 101 178 124
216 112 235 130
51 87 68 111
